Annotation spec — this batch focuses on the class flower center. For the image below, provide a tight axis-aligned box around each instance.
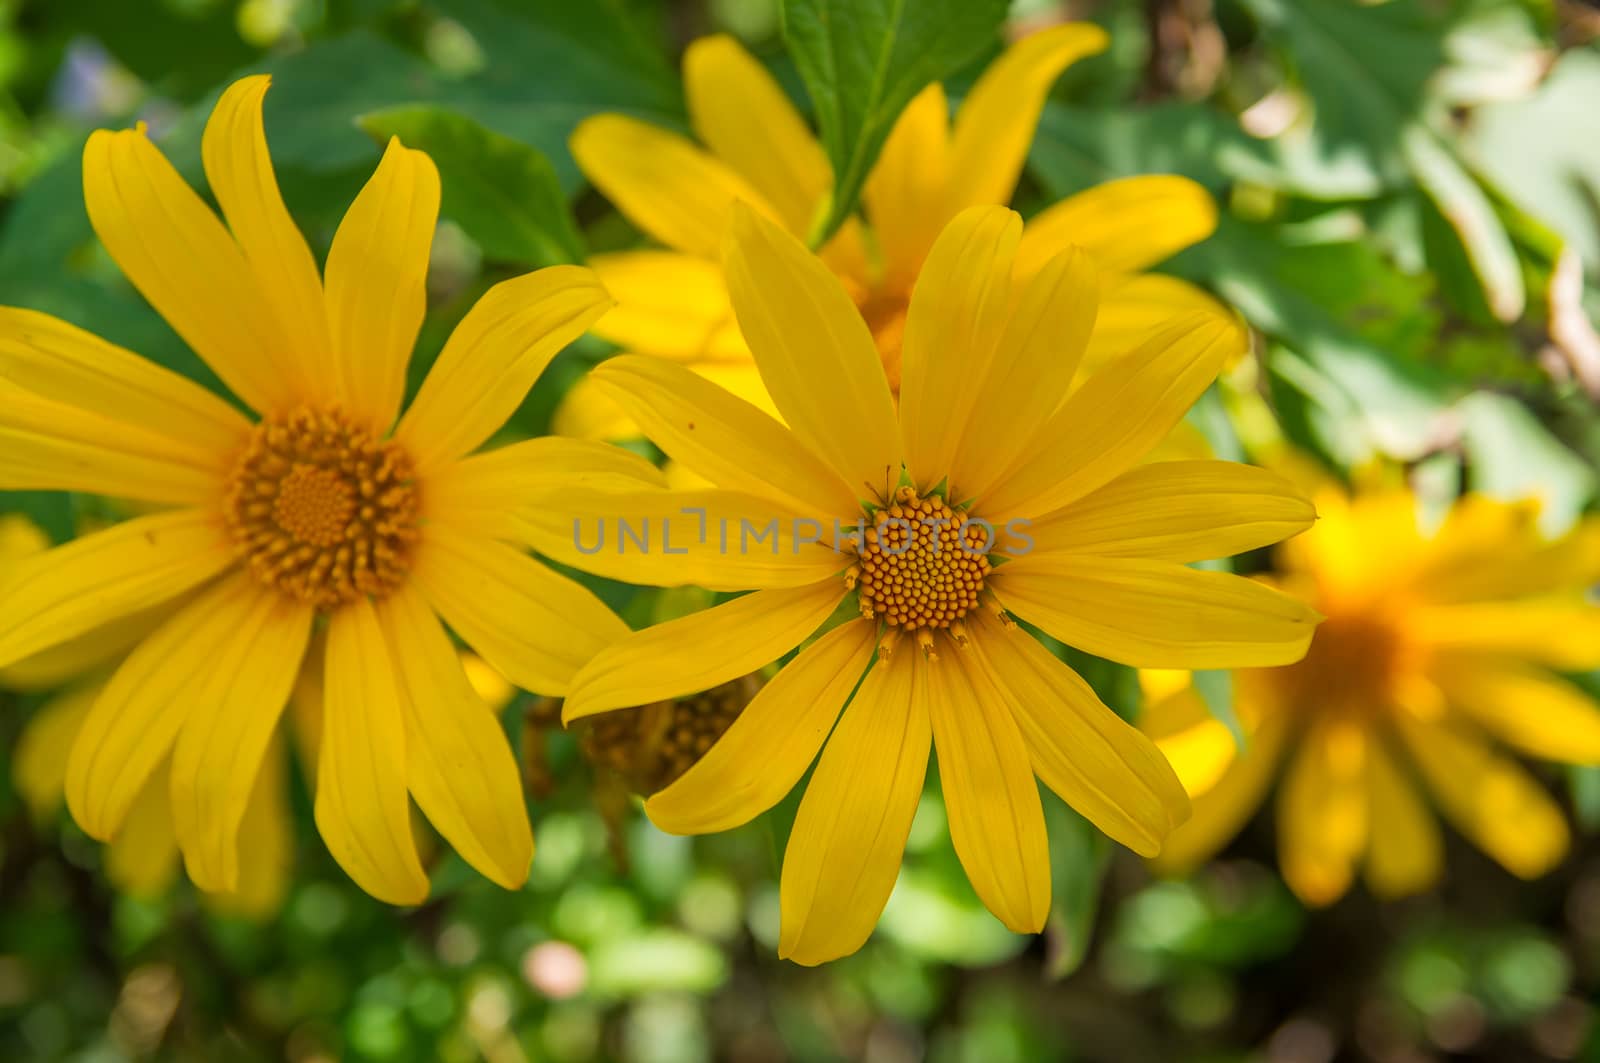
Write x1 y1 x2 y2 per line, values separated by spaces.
848 487 990 650
224 406 420 609
579 675 758 794
1276 608 1406 717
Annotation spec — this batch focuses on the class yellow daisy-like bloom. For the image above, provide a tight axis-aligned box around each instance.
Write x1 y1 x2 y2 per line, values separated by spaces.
1144 472 1600 906
0 75 663 906
557 24 1221 436
531 204 1320 965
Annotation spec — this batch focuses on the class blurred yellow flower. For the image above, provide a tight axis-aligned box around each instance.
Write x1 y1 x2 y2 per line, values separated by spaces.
0 75 661 906
558 25 1222 437
1144 469 1600 906
530 204 1318 964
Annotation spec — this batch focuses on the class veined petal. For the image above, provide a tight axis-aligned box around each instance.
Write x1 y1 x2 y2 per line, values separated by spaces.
1397 712 1568 880
82 126 295 415
1433 660 1600 764
1021 462 1316 564
410 526 628 697
647 617 877 834
1410 601 1600 671
990 557 1319 669
516 487 848 592
1085 274 1229 374
950 245 1099 499
1363 737 1443 899
205 736 292 918
104 771 181 899
0 382 226 504
724 204 902 500
926 649 1050 933
563 580 845 722
572 114 780 257
14 682 99 818
686 35 830 236
0 602 171 692
168 588 311 893
587 252 746 360
964 610 1187 855
780 650 929 965
899 206 1021 489
202 75 332 402
1016 175 1218 279
588 354 857 516
946 23 1109 214
1151 709 1291 876
395 266 612 471
317 599 429 905
0 510 234 668
1277 716 1367 907
978 313 1246 522
324 137 439 433
423 435 667 539
376 584 533 889
64 574 259 841
863 83 949 290
0 307 249 455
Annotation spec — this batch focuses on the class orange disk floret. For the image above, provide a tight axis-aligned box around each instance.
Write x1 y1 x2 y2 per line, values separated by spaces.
851 486 991 635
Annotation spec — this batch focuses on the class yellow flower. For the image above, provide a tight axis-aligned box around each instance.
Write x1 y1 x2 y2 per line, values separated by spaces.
558 25 1222 437
531 204 1319 964
0 75 662 905
1144 470 1600 906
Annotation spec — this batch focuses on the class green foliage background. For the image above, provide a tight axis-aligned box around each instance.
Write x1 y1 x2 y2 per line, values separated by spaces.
1 0 1598 1060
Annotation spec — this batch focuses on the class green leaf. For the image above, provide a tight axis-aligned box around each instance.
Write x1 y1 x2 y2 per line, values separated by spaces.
780 0 1008 241
1456 392 1596 533
358 105 585 266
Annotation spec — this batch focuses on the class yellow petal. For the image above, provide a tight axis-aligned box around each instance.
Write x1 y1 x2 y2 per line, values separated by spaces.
1363 737 1443 900
288 630 325 784
1417 503 1600 602
780 651 929 965
1410 600 1600 671
324 136 439 433
551 372 638 442
587 252 747 361
724 204 902 499
1084 274 1229 375
990 558 1319 669
1276 716 1368 907
0 306 250 455
14 682 99 819
647 617 877 834
1151 709 1291 876
105 768 181 899
964 610 1187 855
863 83 949 290
0 602 173 692
1433 660 1600 764
202 75 332 403
0 381 225 504
0 510 233 668
1397 713 1568 880
563 579 845 722
1141 683 1240 798
946 24 1109 213
572 114 780 257
517 487 848 592
899 206 1022 488
685 35 831 237
376 584 533 888
588 354 857 516
926 650 1050 933
978 313 1247 521
316 599 430 905
410 526 628 697
205 735 293 919
395 266 612 470
168 589 310 893
64 573 259 841
950 245 1099 499
82 125 296 415
423 434 667 538
1020 461 1316 564
1016 175 1218 279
